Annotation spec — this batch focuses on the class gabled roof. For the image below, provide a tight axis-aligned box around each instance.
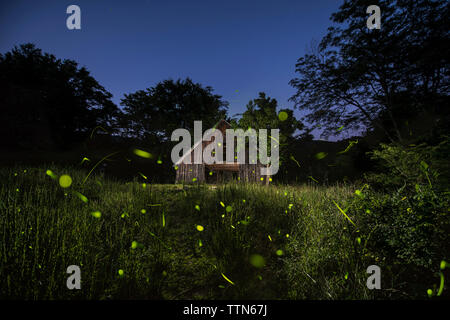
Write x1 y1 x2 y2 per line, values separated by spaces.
174 119 232 166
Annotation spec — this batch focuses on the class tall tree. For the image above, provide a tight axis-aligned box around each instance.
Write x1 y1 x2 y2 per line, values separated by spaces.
237 92 304 162
289 0 449 143
119 78 228 145
0 43 119 150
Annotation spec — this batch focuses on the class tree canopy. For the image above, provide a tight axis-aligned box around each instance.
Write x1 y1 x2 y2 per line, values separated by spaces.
119 78 228 145
0 43 119 150
289 0 449 143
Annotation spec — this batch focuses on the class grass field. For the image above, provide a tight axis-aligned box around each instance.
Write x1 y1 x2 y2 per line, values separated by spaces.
0 165 429 299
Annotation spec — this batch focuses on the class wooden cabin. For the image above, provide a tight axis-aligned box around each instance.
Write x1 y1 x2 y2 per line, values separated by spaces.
174 119 270 184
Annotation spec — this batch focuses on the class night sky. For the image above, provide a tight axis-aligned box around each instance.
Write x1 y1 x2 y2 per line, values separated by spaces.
0 0 342 136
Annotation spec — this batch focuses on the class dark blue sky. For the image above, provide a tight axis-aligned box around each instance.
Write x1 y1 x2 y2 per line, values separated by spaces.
0 0 343 137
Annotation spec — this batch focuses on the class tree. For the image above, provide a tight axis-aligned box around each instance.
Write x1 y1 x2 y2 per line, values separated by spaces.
236 92 304 163
289 0 449 143
0 43 119 150
119 78 228 145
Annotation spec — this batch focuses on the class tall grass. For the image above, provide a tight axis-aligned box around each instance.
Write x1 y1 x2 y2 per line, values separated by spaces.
0 166 377 299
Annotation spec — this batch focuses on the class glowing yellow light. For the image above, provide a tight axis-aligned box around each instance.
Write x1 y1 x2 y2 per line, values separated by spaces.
196 225 204 232
141 209 146 214
131 241 138 249
221 273 235 285
315 152 327 160
46 170 57 179
195 205 200 211
75 191 88 203
278 111 288 121
138 172 147 180
226 206 232 213
220 201 225 207
276 249 284 256
91 211 101 218
118 269 124 276
268 235 272 241
133 149 152 158
59 175 72 188
249 254 266 268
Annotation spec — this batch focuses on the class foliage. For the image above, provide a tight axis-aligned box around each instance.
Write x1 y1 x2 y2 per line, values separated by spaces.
347 139 450 297
119 78 228 145
0 43 119 150
289 0 450 142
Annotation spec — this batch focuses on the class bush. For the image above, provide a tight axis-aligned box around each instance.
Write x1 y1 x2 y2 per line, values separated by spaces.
348 139 450 298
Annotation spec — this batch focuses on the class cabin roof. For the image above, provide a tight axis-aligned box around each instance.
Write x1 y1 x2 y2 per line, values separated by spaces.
174 119 232 166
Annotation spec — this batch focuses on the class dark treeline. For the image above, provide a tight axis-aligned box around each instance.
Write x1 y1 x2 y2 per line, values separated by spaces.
0 0 448 185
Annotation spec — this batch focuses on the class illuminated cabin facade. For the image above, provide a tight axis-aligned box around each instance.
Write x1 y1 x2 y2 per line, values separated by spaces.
174 120 270 184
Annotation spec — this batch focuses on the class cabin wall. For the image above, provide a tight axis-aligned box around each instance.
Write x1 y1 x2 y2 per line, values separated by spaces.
175 163 205 183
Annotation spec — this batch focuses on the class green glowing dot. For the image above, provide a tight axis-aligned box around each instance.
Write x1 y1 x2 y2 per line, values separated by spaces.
355 189 362 196
365 209 371 213
243 199 246 203
59 175 72 188
192 177 197 182
441 260 447 270
221 214 225 218
220 201 225 207
356 237 361 245
142 183 147 188
198 239 203 247
75 192 88 203
162 271 167 276
16 188 19 192
91 211 101 218
269 177 272 182
14 173 18 176
174 165 178 170
276 249 284 256
118 269 124 276
427 289 433 297
257 275 262 281
278 111 288 121
249 254 266 268
195 205 200 211
196 225 204 232
286 234 290 238
268 235 272 241
315 152 327 160
218 285 225 289
131 241 138 249
209 171 213 176
141 209 146 214
345 272 349 280
157 160 162 164
23 170 27 173
226 206 232 213
133 149 152 159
